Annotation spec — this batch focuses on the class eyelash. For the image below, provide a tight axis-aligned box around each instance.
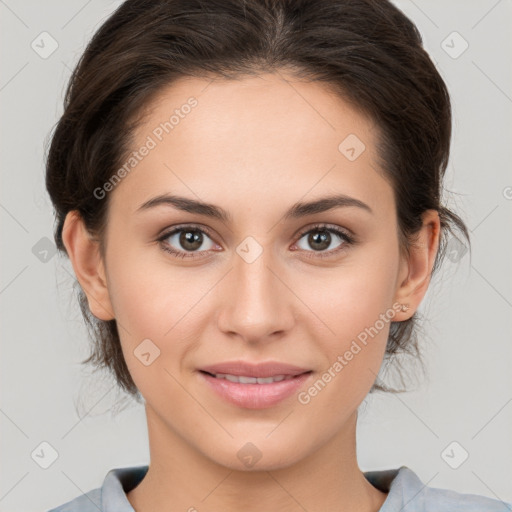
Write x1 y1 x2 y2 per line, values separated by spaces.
156 223 356 260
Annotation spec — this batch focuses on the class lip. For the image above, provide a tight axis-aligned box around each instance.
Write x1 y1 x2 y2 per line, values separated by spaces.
198 360 312 409
199 372 312 409
199 360 310 378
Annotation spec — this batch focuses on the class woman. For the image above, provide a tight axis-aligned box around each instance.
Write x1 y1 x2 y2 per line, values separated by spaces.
45 0 510 510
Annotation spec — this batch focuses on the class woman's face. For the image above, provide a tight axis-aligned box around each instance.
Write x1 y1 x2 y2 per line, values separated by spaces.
79 72 425 470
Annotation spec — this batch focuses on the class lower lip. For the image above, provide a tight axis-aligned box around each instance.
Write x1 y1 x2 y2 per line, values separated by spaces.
199 371 312 409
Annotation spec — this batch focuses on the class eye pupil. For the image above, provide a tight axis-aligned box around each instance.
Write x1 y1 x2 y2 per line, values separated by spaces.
309 230 331 251
180 230 203 250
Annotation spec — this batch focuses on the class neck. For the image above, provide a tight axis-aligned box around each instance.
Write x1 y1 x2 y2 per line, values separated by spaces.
127 405 387 512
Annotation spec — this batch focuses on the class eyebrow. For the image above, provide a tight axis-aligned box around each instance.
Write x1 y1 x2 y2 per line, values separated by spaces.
136 193 373 222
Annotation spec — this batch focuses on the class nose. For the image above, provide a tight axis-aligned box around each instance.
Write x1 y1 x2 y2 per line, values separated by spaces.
216 246 295 344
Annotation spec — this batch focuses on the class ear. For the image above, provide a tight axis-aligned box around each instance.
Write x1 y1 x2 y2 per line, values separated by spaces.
394 209 441 319
61 210 115 321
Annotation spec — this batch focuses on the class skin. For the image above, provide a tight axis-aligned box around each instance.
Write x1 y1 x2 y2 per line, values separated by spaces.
62 72 440 512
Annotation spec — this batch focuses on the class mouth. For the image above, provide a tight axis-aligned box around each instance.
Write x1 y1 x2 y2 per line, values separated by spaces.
199 370 312 384
197 362 314 409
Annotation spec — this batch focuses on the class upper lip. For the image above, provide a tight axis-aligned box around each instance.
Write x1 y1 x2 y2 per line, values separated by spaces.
199 361 311 378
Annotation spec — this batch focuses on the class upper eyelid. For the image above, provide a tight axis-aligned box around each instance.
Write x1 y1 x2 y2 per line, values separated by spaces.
158 223 216 241
296 223 353 238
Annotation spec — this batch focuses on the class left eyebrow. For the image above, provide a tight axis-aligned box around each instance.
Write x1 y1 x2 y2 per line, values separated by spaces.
135 193 373 222
283 193 373 219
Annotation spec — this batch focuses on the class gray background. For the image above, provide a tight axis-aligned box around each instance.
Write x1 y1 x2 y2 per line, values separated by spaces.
1 1 511 510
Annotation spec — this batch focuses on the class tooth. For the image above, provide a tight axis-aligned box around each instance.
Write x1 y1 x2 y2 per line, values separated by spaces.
256 377 275 384
212 373 295 383
238 376 258 384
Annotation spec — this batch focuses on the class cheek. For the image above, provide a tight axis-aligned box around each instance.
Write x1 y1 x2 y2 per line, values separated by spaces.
302 244 399 395
103 249 181 361
312 241 399 334
106 239 205 334
104 246 217 387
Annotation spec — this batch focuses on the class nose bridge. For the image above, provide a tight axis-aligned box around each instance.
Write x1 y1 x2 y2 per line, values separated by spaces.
217 241 293 341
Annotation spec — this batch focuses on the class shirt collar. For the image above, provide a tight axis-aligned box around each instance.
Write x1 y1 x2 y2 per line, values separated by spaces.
100 464 423 512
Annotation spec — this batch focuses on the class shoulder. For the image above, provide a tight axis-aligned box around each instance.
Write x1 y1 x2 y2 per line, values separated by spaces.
46 488 101 512
396 466 510 512
46 465 148 512
420 483 511 511
365 466 512 512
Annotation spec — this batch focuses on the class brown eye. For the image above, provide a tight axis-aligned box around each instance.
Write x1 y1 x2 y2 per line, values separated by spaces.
178 229 204 251
305 230 332 251
157 225 217 259
294 224 355 259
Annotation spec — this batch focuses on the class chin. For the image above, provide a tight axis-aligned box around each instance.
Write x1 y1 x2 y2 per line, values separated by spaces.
202 437 309 473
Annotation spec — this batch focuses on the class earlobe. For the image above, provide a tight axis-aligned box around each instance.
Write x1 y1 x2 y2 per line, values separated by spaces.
394 209 441 319
61 210 115 321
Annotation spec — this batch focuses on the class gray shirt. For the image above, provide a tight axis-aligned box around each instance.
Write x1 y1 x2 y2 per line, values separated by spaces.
47 465 511 511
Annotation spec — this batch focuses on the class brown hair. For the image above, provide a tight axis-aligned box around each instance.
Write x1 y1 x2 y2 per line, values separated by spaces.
45 0 470 398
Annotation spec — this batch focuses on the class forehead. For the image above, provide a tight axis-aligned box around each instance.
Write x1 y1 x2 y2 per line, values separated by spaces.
135 72 376 151
110 72 391 219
